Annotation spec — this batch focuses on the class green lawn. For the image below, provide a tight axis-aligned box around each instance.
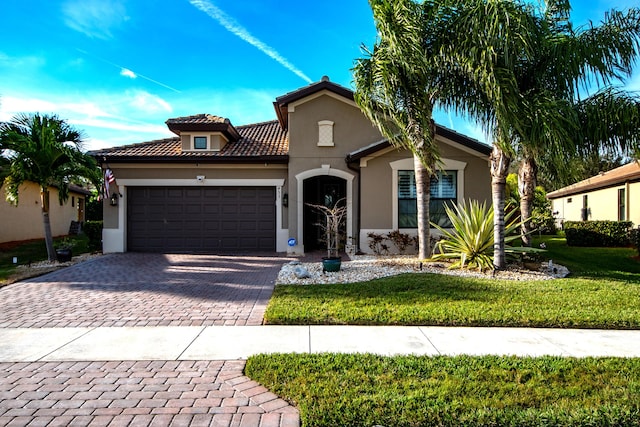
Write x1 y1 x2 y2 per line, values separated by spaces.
264 236 640 328
0 234 90 283
254 239 640 426
246 353 640 427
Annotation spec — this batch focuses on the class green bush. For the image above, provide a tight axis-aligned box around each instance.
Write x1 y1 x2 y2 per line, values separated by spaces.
631 227 640 256
564 221 633 247
85 195 103 221
83 220 103 251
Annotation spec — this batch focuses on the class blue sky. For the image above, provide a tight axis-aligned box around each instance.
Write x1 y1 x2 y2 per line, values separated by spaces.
1 0 638 151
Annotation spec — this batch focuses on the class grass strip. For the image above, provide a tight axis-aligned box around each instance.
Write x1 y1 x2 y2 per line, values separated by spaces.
246 353 640 427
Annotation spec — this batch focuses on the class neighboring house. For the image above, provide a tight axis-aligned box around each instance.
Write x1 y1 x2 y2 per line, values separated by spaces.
547 161 640 227
91 77 491 255
0 182 90 244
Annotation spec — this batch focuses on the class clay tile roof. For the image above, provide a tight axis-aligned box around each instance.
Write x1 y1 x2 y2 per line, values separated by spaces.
165 114 241 141
547 161 640 199
90 120 288 163
165 114 228 125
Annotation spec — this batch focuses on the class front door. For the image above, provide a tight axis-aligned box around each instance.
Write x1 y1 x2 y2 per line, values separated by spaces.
303 176 346 251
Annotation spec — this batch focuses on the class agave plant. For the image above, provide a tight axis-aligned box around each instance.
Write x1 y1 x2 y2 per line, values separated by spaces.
431 199 522 271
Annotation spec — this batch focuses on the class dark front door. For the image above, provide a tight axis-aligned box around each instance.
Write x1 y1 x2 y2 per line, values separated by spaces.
303 176 346 251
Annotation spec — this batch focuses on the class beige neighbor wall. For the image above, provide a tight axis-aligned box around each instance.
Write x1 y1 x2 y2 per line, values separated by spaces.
286 91 384 254
359 140 491 254
101 163 288 252
0 182 85 244
552 181 640 227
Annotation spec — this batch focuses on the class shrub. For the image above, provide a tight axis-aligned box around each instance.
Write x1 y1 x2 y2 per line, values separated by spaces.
631 227 640 256
84 194 103 221
367 232 389 255
83 220 103 251
386 230 416 254
564 221 632 247
431 199 521 271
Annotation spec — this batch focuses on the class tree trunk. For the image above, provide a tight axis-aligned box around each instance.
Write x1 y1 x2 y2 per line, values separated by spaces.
41 188 56 262
415 154 432 259
518 156 538 247
490 145 511 269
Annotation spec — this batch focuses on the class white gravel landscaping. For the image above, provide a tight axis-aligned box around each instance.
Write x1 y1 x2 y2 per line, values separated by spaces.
276 255 569 285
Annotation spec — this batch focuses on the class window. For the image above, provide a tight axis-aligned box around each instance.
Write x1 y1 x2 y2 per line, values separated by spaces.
398 170 457 228
194 136 207 150
71 196 75 207
618 188 626 221
398 171 417 228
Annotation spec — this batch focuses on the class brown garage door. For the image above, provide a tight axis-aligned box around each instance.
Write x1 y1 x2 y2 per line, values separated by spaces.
127 186 275 253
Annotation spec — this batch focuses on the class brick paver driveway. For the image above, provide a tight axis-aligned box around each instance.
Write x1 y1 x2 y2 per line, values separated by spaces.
0 253 286 328
0 253 301 426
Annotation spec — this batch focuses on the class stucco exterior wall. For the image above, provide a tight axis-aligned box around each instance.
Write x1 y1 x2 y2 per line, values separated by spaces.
285 92 381 252
358 140 490 253
1 182 85 244
551 181 640 227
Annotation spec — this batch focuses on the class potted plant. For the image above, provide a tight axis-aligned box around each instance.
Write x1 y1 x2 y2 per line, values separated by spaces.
54 237 76 263
307 198 347 272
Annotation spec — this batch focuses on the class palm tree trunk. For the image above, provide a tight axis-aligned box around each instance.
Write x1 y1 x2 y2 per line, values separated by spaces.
518 156 538 247
41 188 56 262
414 154 432 259
490 145 511 269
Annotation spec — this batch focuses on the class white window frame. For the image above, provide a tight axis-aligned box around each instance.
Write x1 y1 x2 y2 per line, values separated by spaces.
390 158 466 230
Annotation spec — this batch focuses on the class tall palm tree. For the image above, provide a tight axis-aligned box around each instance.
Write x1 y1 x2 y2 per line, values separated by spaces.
510 1 640 246
354 0 548 265
354 0 445 259
0 113 100 261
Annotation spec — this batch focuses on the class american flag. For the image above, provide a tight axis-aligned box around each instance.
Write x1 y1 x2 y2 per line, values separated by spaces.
103 168 116 199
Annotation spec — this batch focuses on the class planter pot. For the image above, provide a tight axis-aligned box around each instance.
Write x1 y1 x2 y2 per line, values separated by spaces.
56 248 72 263
322 256 342 273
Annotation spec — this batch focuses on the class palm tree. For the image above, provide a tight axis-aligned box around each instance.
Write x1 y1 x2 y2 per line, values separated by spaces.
353 0 444 259
510 1 640 246
0 113 100 261
354 0 544 266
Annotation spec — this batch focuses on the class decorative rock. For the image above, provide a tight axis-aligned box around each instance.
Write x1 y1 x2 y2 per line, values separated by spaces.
277 255 570 285
293 266 311 279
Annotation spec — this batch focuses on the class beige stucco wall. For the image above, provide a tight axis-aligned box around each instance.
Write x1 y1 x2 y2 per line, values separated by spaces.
551 181 640 227
285 92 382 252
283 90 492 254
358 138 491 252
0 182 86 244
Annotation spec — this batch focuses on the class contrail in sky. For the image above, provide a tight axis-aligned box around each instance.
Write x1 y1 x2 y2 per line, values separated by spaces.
76 49 181 93
189 0 312 83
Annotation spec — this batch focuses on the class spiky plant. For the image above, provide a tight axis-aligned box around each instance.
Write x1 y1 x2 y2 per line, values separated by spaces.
431 200 521 271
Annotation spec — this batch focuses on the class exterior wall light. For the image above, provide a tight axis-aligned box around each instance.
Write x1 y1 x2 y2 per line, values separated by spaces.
110 193 119 206
282 193 288 207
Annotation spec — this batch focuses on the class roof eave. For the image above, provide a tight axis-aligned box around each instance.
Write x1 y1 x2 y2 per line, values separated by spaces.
547 175 640 199
95 155 289 165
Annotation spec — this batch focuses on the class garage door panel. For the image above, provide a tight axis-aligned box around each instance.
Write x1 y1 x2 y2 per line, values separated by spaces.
128 186 275 253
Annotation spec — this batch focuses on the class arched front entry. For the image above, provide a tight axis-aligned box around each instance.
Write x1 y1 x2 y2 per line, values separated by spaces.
303 175 347 251
295 167 355 254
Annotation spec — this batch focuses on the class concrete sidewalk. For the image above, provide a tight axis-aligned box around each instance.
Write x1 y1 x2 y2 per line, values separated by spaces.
3 326 640 362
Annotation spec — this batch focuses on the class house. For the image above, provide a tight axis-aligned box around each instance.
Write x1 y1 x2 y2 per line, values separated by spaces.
0 182 91 244
547 161 640 227
91 77 491 255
